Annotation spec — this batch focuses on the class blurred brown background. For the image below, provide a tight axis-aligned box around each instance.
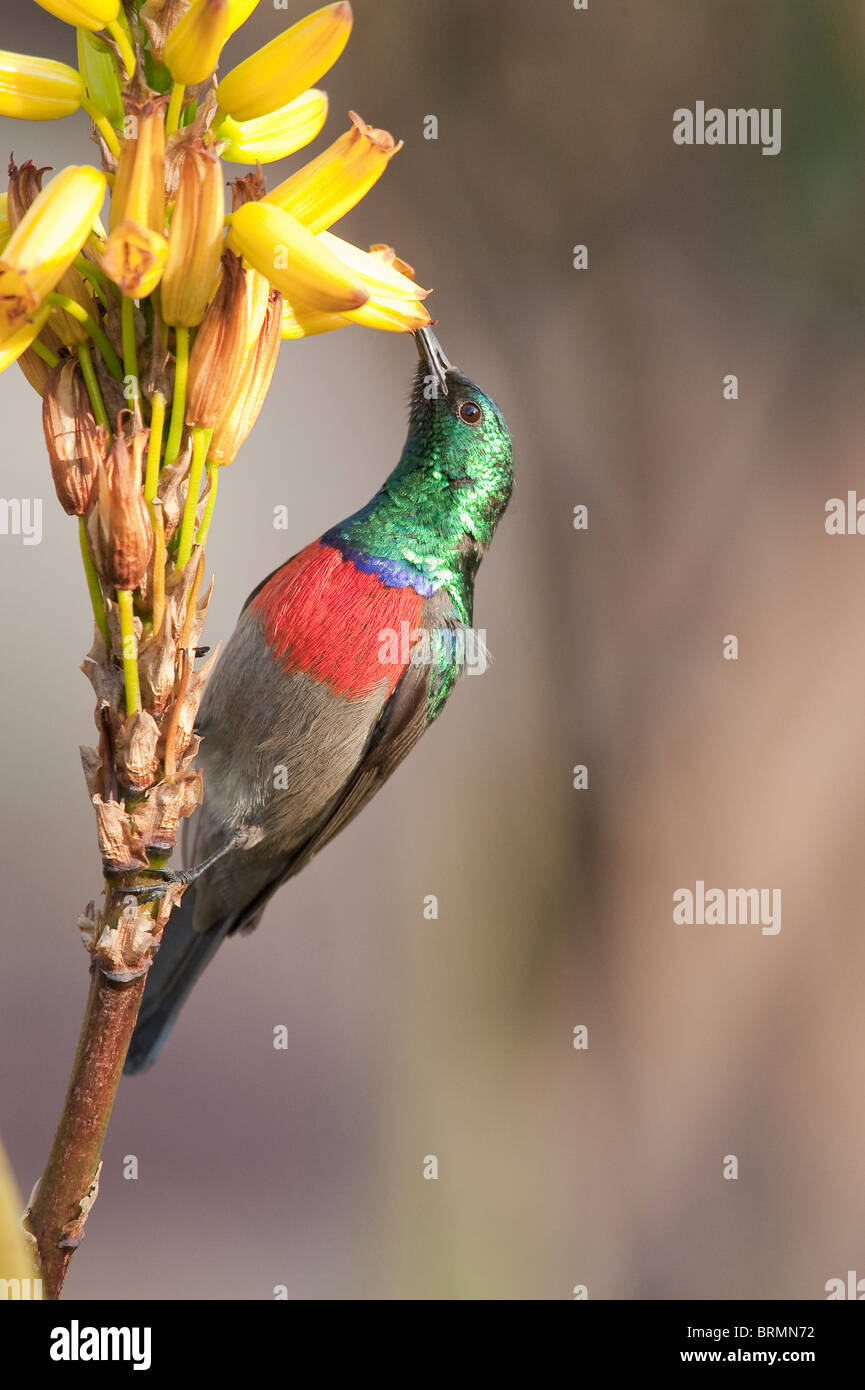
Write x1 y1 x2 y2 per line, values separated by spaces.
2 0 865 1299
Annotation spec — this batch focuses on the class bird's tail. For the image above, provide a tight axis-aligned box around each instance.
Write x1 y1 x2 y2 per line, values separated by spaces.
124 884 231 1075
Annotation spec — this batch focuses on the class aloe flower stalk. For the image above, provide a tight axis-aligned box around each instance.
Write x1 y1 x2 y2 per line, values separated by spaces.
3 0 432 1301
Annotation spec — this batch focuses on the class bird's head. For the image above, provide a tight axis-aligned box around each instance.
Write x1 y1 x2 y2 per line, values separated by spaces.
390 326 514 552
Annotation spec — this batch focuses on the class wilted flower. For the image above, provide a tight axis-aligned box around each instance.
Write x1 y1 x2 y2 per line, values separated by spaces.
86 425 153 590
161 143 224 327
210 289 281 465
102 99 167 298
42 357 109 514
186 251 251 426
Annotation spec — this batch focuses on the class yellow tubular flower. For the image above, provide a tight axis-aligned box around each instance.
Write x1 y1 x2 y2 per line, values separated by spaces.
218 89 328 164
280 242 430 337
343 297 431 332
227 0 262 35
33 0 119 31
164 0 232 87
0 166 106 343
280 291 429 339
318 231 431 302
279 300 341 338
102 101 167 297
227 200 367 313
216 1 353 123
0 50 84 120
161 145 225 327
8 160 95 345
265 111 401 233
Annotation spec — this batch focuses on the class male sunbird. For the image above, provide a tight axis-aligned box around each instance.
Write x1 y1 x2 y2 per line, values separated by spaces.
125 328 513 1072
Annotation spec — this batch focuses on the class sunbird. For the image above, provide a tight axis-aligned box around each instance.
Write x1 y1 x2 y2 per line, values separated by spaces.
125 327 513 1073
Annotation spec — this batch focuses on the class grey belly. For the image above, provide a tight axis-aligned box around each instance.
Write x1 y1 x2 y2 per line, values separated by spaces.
189 608 388 930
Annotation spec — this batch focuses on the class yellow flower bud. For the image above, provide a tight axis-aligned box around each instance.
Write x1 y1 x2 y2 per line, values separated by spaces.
0 165 106 343
164 0 232 87
265 111 401 233
226 199 367 314
216 1 352 123
218 89 328 164
0 50 85 121
161 144 225 327
33 0 120 31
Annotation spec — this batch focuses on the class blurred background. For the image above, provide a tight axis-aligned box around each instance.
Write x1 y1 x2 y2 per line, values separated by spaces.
2 0 865 1299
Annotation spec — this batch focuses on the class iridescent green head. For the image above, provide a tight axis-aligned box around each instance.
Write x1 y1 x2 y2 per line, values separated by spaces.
391 326 514 557
330 329 513 624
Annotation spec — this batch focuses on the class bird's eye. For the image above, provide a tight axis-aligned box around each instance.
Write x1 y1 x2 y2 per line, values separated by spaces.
458 400 483 426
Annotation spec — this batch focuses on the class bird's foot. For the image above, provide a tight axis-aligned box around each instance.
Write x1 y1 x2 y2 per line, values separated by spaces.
105 825 264 900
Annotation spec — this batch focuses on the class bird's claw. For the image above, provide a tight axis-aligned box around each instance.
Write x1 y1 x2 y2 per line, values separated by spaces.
106 867 191 901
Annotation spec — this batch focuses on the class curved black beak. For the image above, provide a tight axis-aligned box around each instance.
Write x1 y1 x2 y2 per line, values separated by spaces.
414 325 452 398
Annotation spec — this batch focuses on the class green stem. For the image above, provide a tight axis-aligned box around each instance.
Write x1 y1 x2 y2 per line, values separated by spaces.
116 589 142 716
166 82 185 137
46 292 122 381
164 324 189 465
105 18 135 78
195 464 219 548
176 426 212 569
78 518 110 648
31 339 59 369
121 296 138 406
77 343 111 432
80 95 121 158
74 256 110 309
144 391 166 505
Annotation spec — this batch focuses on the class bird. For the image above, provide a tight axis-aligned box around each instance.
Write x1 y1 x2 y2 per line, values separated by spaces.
124 326 513 1073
